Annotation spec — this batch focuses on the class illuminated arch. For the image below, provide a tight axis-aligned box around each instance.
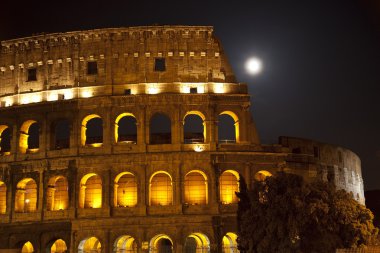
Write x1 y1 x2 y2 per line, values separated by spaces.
49 239 67 253
219 170 239 204
149 234 173 253
150 113 171 144
78 237 101 253
15 178 37 212
114 172 138 207
183 111 206 144
114 235 138 253
19 120 39 154
184 233 210 253
184 170 208 205
47 176 69 211
254 170 273 182
149 171 173 206
0 181 6 214
79 173 102 208
21 241 34 253
218 111 239 143
81 114 102 146
222 233 239 253
115 113 137 144
0 125 11 155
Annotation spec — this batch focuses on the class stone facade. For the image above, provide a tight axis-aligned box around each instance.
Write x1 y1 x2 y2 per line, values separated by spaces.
0 26 365 253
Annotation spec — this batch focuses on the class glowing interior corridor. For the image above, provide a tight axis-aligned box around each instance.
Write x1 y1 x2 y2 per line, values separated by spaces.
114 172 138 207
150 172 173 206
219 170 239 204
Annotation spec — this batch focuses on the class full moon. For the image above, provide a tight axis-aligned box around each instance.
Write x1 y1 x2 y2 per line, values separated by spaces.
245 57 262 75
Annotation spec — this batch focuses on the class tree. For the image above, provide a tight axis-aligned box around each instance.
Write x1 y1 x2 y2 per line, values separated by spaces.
236 172 378 253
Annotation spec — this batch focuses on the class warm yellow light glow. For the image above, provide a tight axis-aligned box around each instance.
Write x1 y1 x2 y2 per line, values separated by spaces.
51 239 67 253
47 176 69 211
81 89 93 98
114 113 136 143
150 234 173 251
89 143 102 148
15 178 37 212
21 241 34 253
114 172 138 207
79 237 101 253
79 174 102 209
220 170 239 204
220 111 240 143
254 170 272 182
19 120 38 154
184 171 208 205
186 233 210 252
193 145 205 152
0 181 6 214
150 171 173 206
222 233 239 253
214 83 225 93
148 86 159 94
115 236 137 253
81 114 101 146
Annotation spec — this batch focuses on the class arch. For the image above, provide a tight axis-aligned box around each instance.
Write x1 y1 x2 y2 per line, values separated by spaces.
79 174 102 208
21 241 34 253
149 171 173 206
115 113 137 144
47 176 69 211
15 178 37 212
49 239 67 253
114 235 138 253
150 113 171 144
184 111 206 144
219 170 239 204
150 234 173 253
222 233 239 253
114 172 138 207
78 237 101 253
0 125 11 155
184 170 208 205
218 111 239 144
184 233 210 253
254 170 272 182
0 181 6 214
51 119 70 150
19 120 40 154
81 114 102 146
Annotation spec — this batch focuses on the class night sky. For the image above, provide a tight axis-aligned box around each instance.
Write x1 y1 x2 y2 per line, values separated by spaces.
1 0 379 190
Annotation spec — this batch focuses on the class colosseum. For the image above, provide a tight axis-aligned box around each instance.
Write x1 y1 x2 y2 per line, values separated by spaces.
0 26 365 253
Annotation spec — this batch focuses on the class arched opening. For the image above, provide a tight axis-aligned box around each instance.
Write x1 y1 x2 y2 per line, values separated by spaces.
79 174 102 208
218 111 239 144
21 241 34 253
150 172 173 206
184 233 210 253
222 233 239 253
184 112 205 144
0 181 6 214
15 178 37 212
19 120 40 154
114 235 138 253
49 239 68 253
254 170 272 182
150 113 171 144
114 172 138 207
150 234 173 253
51 119 70 150
78 237 101 253
219 170 239 204
0 125 11 155
47 176 69 211
184 171 208 205
115 113 137 144
81 115 103 147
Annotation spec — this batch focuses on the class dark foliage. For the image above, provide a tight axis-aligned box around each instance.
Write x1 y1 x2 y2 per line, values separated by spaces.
237 173 378 253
